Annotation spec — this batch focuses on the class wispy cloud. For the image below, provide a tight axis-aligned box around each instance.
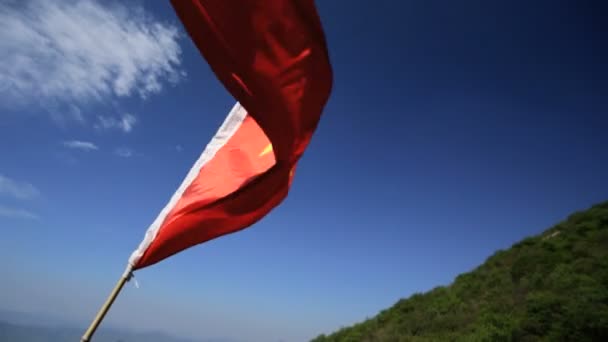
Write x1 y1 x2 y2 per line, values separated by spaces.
50 105 86 126
176 145 183 152
0 205 39 220
95 113 137 133
63 140 99 151
0 174 40 200
115 147 135 158
0 0 184 123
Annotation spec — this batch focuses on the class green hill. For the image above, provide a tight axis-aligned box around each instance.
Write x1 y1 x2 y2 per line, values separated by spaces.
312 201 608 341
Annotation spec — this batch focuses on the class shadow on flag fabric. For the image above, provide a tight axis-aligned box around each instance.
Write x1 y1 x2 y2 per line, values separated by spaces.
128 0 333 270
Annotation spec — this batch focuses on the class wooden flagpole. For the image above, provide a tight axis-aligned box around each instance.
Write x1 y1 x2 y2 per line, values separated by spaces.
80 268 132 342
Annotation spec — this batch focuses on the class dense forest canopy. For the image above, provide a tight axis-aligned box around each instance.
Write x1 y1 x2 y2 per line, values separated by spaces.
313 201 608 341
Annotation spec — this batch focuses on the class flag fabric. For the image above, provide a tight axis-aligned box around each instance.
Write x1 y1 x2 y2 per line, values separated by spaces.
128 0 333 270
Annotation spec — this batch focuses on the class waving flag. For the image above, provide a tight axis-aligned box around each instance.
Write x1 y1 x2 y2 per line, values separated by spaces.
82 2 332 340
128 0 333 270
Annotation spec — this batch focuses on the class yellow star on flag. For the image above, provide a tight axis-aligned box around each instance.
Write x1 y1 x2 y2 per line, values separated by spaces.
259 143 273 157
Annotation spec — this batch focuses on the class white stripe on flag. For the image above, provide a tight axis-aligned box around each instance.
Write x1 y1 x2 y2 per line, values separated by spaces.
126 102 248 271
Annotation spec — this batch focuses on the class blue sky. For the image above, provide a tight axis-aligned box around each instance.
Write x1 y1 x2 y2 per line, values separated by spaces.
1 0 607 341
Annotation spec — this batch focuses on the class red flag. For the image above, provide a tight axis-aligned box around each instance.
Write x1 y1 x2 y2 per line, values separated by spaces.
128 0 333 270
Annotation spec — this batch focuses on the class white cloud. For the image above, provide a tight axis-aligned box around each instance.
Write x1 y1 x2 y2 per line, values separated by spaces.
0 174 40 200
63 140 99 151
0 205 39 220
0 0 184 121
95 113 137 133
49 104 86 126
115 147 134 158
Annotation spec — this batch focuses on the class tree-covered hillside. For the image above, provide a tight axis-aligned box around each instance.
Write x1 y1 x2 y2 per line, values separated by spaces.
313 201 608 341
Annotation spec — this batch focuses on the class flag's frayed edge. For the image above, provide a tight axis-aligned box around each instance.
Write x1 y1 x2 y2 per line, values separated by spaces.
126 102 247 272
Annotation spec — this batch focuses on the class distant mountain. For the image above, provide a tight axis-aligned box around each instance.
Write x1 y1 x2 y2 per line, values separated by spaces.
312 201 608 341
0 315 238 342
0 320 76 342
0 319 198 342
